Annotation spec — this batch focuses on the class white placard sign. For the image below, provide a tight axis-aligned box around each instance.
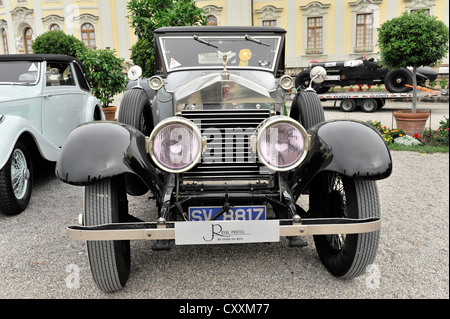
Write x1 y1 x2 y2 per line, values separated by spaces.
175 220 280 245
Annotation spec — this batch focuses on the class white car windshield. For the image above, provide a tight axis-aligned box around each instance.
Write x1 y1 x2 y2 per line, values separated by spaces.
159 35 282 72
0 61 40 85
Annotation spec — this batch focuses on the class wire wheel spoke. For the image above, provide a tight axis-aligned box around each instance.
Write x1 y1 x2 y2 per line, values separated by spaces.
10 149 28 199
326 173 348 252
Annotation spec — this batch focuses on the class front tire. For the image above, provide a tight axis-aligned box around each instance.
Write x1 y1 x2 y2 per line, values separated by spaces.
85 176 131 292
290 91 325 130
0 141 33 215
384 69 413 93
118 88 153 135
310 172 380 278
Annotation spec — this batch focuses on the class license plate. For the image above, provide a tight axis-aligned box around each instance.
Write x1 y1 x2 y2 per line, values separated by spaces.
189 206 266 221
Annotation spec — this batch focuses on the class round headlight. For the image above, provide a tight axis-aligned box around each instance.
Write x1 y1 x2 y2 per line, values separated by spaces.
148 117 202 173
279 75 294 90
148 76 165 90
256 116 309 171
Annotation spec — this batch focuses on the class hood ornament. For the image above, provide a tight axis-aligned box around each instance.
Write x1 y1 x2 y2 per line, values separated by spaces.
218 51 232 80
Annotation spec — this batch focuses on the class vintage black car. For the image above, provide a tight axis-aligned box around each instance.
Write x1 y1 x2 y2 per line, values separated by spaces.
295 57 438 93
56 26 392 292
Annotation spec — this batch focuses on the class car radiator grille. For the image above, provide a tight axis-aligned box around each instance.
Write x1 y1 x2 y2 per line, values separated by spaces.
181 109 271 181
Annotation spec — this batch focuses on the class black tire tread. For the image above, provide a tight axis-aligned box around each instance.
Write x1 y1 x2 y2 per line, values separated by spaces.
342 179 380 278
85 179 129 292
291 91 325 129
118 88 152 135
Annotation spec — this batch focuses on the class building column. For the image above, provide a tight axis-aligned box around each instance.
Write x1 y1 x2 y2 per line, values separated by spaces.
98 0 113 49
63 0 75 35
4 0 15 53
115 1 131 60
225 0 251 26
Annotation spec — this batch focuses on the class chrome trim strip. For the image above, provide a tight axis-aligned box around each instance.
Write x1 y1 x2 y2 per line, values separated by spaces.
67 218 380 241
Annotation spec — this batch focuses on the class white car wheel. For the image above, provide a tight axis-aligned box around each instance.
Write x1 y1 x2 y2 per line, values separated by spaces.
0 141 33 215
11 148 30 200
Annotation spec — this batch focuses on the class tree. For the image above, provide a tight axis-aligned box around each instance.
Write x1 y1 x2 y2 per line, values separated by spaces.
377 10 449 113
77 48 128 108
32 30 87 58
127 0 208 77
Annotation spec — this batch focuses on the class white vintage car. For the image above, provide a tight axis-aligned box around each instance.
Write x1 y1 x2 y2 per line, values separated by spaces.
0 54 104 216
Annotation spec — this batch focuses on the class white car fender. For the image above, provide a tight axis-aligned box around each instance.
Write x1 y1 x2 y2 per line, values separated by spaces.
81 96 105 122
0 114 60 170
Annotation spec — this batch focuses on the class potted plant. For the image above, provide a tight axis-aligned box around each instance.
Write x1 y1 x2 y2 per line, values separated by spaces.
377 10 449 136
78 48 128 120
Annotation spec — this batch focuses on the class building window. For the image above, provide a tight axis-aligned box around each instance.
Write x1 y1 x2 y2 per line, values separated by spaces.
306 17 323 54
81 23 96 49
1 28 8 54
24 27 33 54
355 13 373 52
206 15 217 26
49 24 61 31
262 20 276 27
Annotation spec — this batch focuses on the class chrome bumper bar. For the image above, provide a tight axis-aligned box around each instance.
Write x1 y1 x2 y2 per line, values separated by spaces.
67 217 380 241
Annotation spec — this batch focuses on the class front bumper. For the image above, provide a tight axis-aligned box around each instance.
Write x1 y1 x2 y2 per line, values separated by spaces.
67 217 380 243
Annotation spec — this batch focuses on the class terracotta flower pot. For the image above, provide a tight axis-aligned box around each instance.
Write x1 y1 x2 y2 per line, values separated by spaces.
393 110 430 137
103 106 117 121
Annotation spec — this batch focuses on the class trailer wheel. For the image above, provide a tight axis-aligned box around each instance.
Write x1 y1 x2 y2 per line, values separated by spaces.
375 98 386 109
85 176 131 292
339 99 356 112
361 98 378 113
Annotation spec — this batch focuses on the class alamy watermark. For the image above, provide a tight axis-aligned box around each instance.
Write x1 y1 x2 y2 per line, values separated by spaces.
365 264 381 289
65 263 80 289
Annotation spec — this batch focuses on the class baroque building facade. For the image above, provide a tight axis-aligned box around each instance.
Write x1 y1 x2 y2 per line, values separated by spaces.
0 0 448 71
0 0 133 60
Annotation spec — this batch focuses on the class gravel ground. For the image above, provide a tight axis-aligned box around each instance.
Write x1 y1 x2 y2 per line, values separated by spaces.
0 150 448 300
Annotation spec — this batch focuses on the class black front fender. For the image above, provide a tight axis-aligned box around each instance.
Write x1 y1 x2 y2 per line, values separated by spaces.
55 121 163 197
289 120 392 197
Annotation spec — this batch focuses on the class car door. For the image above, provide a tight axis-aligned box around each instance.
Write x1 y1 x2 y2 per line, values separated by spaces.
41 61 85 147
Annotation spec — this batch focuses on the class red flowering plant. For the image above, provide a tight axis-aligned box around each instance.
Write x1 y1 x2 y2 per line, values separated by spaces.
366 120 407 144
422 117 449 146
367 117 449 147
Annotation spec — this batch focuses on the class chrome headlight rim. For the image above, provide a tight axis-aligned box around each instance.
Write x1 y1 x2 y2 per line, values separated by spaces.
255 116 309 172
148 117 203 173
148 75 165 90
278 75 294 90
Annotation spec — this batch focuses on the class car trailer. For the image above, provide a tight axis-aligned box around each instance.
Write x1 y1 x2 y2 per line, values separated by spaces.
318 89 440 112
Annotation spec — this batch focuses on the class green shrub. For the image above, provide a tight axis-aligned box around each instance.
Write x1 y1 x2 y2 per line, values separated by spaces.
130 37 156 78
77 49 128 107
32 30 87 58
127 0 207 77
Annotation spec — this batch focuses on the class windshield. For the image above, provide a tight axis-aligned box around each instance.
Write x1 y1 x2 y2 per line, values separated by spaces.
159 35 282 72
0 61 40 85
